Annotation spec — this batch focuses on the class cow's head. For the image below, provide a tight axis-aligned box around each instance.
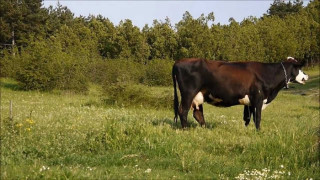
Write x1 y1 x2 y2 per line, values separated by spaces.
287 57 309 84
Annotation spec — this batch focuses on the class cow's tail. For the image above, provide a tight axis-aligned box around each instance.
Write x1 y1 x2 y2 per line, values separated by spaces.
172 67 179 124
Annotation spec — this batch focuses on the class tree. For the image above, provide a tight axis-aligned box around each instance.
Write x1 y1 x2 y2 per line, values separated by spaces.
113 19 150 62
267 0 303 18
87 15 117 59
0 0 48 49
257 16 298 62
143 18 177 60
175 11 216 59
46 2 74 36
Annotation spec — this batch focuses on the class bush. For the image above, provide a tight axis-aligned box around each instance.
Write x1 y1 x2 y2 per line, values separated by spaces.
93 59 146 85
0 49 21 78
14 39 89 93
56 62 88 93
102 82 173 109
15 41 62 91
91 59 174 87
98 59 174 109
144 59 174 86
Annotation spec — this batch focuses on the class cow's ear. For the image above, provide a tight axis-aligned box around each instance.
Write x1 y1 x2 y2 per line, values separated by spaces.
299 60 306 67
293 60 306 68
286 57 299 64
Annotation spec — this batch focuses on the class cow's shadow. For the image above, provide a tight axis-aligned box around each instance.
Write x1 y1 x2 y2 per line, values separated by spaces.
151 118 218 130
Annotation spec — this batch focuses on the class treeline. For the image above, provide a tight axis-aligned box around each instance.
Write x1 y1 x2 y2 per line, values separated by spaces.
0 0 319 93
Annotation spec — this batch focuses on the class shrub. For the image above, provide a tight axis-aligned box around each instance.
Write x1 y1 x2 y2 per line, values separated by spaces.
102 82 173 109
14 38 89 93
56 61 88 93
99 59 174 109
144 59 174 86
0 48 21 78
93 59 146 85
15 41 63 91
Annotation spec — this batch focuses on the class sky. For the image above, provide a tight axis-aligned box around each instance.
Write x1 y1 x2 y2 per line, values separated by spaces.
42 1 291 29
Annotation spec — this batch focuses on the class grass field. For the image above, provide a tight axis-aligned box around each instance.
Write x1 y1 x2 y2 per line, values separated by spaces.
1 68 319 179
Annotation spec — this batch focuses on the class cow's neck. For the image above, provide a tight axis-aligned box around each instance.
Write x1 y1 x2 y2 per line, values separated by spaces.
273 63 290 91
280 62 289 89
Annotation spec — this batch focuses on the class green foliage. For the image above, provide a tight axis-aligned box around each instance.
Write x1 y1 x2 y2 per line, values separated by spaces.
1 0 319 92
98 59 174 108
143 19 178 60
145 59 174 86
176 11 216 59
97 59 146 85
0 48 20 77
15 39 63 91
46 2 74 35
268 0 303 18
102 83 172 109
112 20 150 62
0 0 48 47
14 36 89 92
92 59 173 87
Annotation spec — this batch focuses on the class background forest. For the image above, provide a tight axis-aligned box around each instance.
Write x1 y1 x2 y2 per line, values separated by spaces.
1 1 319 179
0 0 319 93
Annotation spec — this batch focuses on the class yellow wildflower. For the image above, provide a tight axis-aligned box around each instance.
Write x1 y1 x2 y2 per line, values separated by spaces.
26 118 35 124
16 123 23 127
26 128 31 131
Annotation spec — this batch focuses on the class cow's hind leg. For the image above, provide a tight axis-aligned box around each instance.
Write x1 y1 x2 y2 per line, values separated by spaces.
178 92 198 128
178 98 191 128
193 104 205 127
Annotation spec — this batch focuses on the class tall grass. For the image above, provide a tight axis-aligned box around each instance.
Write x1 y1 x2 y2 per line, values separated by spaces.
1 69 319 179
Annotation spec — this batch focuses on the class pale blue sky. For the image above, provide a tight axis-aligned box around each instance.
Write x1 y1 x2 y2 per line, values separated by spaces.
42 1 306 29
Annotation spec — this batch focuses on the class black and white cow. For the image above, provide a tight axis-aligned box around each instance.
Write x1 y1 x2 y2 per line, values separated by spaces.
172 57 308 130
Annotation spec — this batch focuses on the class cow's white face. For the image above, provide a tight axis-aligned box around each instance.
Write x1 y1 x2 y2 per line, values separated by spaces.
295 70 308 84
287 57 308 85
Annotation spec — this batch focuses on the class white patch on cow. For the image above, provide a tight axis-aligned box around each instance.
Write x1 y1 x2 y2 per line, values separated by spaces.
295 70 308 84
262 99 269 110
209 94 223 103
239 95 250 105
287 56 295 60
192 92 204 110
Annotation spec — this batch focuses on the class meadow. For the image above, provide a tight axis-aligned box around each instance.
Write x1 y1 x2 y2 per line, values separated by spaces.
1 68 319 179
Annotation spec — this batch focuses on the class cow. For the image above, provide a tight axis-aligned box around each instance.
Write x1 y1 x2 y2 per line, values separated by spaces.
172 57 308 130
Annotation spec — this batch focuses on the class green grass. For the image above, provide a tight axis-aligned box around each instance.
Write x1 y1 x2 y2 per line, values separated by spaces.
1 68 319 179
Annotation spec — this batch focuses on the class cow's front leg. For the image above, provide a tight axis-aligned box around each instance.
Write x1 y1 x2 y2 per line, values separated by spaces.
193 104 206 127
243 105 251 126
252 100 263 130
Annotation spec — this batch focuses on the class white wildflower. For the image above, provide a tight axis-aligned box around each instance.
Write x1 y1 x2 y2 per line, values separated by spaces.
39 166 50 172
144 168 152 173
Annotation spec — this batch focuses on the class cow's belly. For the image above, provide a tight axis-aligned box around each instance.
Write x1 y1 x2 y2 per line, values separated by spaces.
192 91 232 109
192 92 205 110
192 91 270 110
